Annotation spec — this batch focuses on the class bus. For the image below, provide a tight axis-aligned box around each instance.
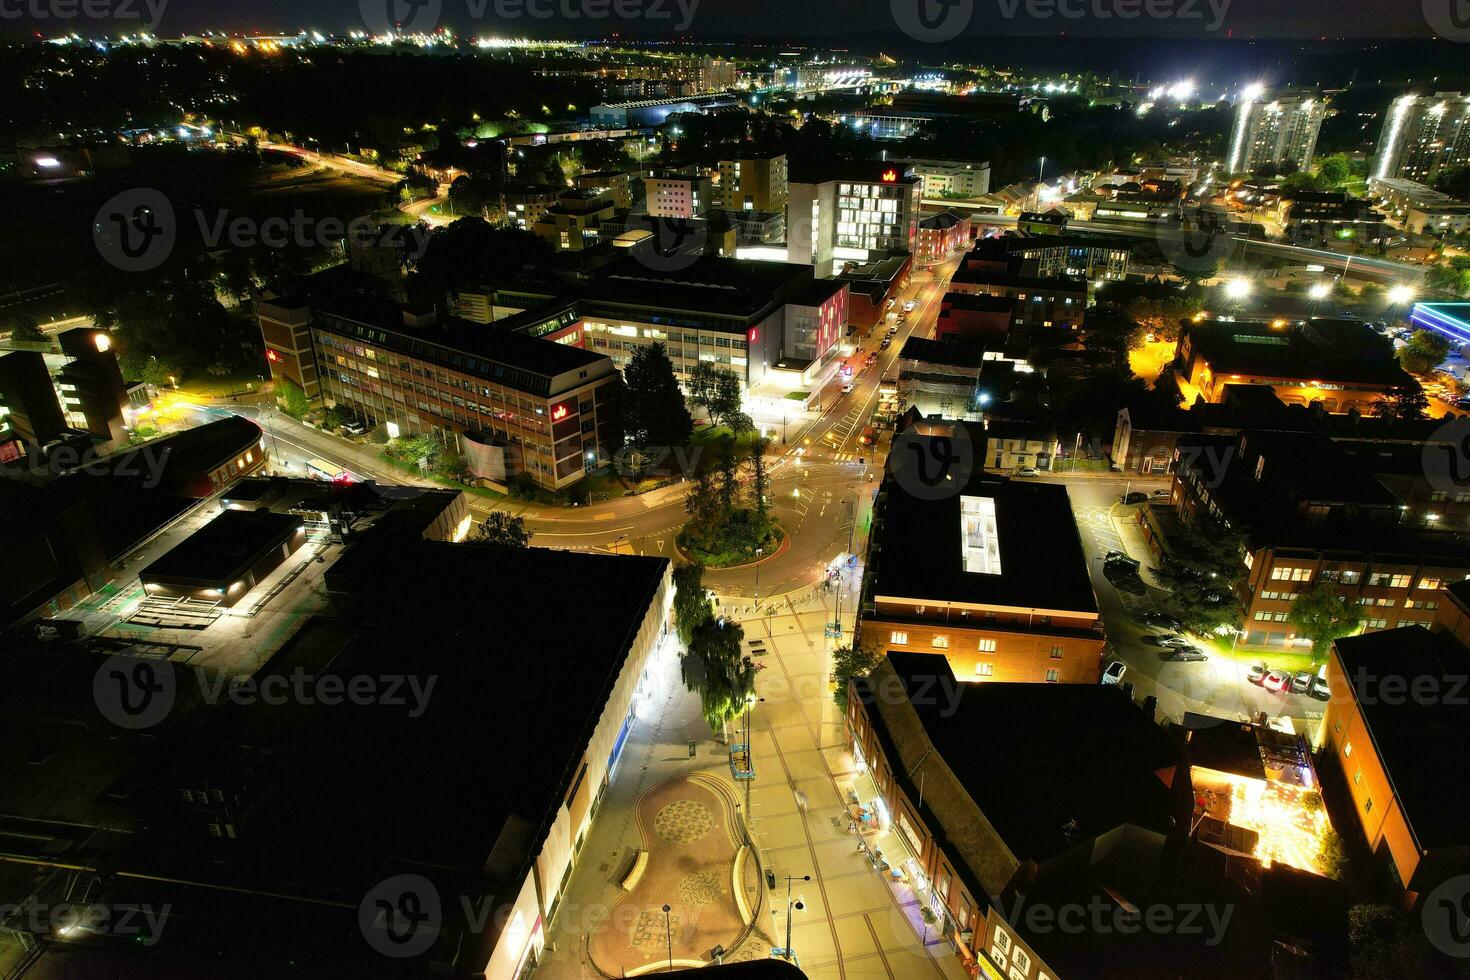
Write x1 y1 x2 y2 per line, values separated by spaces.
306 458 354 482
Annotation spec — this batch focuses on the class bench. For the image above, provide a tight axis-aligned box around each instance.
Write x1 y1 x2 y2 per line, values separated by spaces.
621 850 649 892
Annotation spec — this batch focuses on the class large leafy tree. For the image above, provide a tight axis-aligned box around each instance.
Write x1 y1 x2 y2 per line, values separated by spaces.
1157 520 1248 633
1288 583 1365 656
831 645 883 712
681 616 757 734
473 511 532 549
622 342 693 452
1396 329 1451 375
673 561 714 644
1371 388 1429 422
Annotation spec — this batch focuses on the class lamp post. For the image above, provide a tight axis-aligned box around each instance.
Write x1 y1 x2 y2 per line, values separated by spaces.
776 874 810 967
662 904 673 972
753 547 764 611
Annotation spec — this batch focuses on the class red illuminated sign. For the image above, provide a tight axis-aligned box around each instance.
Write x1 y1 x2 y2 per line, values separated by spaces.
551 402 571 422
881 169 898 183
266 349 279 362
748 328 759 344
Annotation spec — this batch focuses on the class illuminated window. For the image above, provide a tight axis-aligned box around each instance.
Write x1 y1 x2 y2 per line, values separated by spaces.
978 638 996 652
890 631 908 645
974 663 994 677
1045 669 1060 683
931 635 949 649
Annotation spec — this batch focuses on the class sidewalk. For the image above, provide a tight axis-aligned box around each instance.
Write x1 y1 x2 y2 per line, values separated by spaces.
533 637 760 980
1108 502 1171 591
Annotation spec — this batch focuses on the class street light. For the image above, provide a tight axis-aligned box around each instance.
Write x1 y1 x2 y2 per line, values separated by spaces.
1389 285 1415 305
1225 279 1252 300
772 874 810 967
1308 282 1331 300
662 904 673 972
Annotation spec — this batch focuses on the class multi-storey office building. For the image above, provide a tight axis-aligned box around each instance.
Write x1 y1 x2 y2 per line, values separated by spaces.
259 289 621 491
501 184 565 229
1227 89 1327 174
578 258 848 392
788 163 922 273
644 172 712 218
1373 93 1470 184
1173 317 1415 414
0 349 67 460
574 170 634 210
903 158 991 199
716 153 788 212
1172 429 1470 647
858 435 1106 684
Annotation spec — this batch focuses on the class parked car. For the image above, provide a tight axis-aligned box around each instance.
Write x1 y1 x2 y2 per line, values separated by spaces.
880 337 892 350
1248 662 1269 685
1170 647 1208 662
904 300 918 312
1158 636 1194 649
1150 488 1172 499
1291 671 1314 695
1310 675 1331 700
1102 661 1127 685
1263 669 1291 693
1122 491 1148 504
841 382 854 396
1016 466 1041 477
1105 554 1141 575
341 421 365 436
1142 612 1184 632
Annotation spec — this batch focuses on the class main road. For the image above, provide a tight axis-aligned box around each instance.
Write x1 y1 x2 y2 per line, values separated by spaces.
219 247 967 604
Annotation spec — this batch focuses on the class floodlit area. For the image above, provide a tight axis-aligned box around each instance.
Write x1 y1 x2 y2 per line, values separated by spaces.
1193 768 1333 876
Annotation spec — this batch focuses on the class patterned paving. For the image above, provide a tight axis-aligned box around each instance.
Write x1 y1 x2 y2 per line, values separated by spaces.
655 799 715 844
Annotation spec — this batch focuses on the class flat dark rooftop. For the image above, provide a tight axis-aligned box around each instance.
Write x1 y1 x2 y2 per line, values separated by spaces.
941 291 1013 313
1334 626 1470 852
140 509 303 585
315 291 606 379
1183 318 1414 389
874 653 1179 862
898 336 988 368
951 264 1087 292
873 452 1098 615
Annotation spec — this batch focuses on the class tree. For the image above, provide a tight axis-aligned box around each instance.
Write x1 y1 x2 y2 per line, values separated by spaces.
831 645 883 712
681 615 758 734
1371 388 1429 422
6 315 45 344
1156 520 1247 633
278 379 310 419
686 363 744 429
673 561 714 644
473 511 532 548
622 343 694 452
1288 582 1365 656
751 437 770 525
1316 154 1351 187
1398 328 1452 375
1348 905 1437 978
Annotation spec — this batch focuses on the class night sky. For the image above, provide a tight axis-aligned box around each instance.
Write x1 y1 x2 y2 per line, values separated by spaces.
0 0 1444 40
